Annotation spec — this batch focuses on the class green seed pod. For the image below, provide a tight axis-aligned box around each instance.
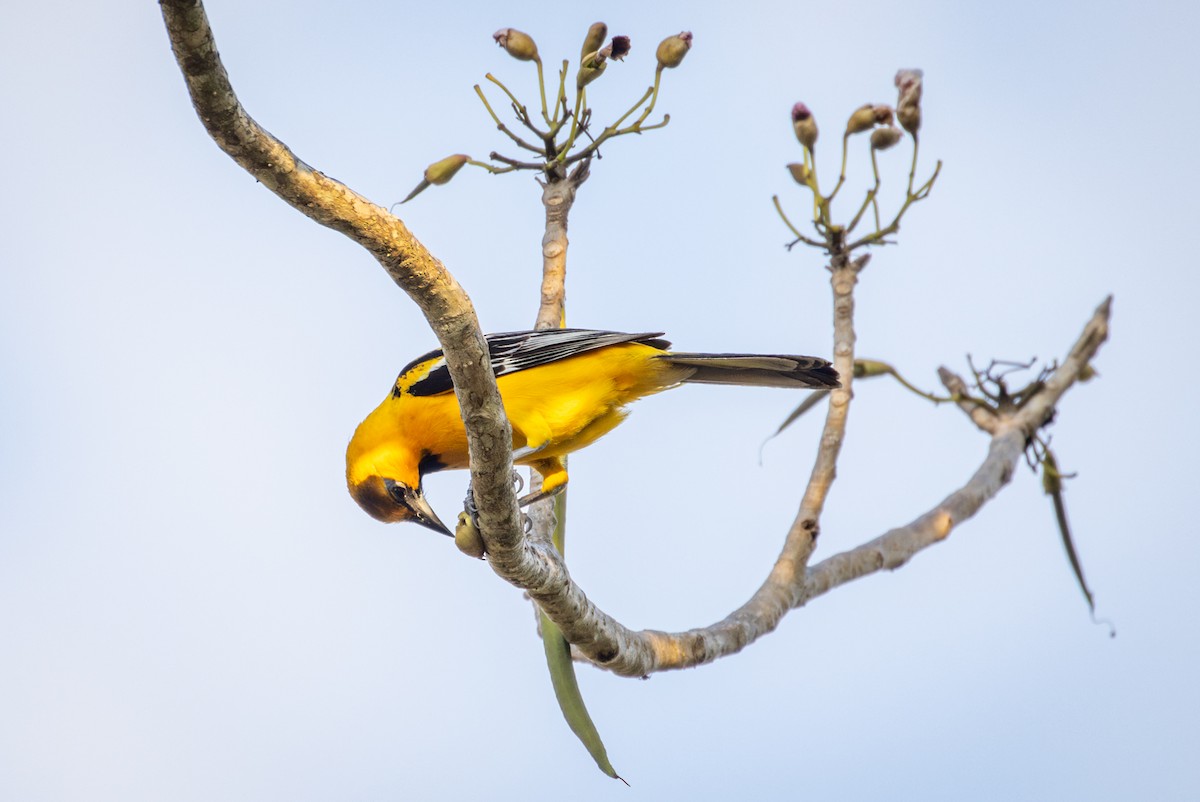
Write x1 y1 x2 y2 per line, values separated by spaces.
655 31 693 69
493 28 539 61
400 154 471 203
869 126 903 150
845 104 877 135
580 22 608 60
853 359 892 378
424 153 470 185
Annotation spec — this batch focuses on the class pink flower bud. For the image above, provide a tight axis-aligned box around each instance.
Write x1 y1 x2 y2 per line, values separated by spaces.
493 28 539 61
791 102 818 153
895 69 923 134
655 31 693 69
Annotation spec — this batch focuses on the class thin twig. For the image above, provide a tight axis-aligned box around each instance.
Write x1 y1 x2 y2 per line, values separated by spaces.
474 85 546 155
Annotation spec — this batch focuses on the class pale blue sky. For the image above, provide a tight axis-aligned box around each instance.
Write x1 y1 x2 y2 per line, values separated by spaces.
2 1 1198 799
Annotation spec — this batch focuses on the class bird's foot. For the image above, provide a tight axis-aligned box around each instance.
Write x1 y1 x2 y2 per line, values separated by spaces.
457 471 531 557
461 470 525 525
516 483 565 509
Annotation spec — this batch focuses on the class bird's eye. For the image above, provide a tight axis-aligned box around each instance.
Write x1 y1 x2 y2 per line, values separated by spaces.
386 481 410 508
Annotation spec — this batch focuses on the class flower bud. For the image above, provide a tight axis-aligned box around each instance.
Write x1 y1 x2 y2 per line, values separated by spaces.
425 153 470 185
845 103 877 135
600 35 631 61
576 50 607 89
791 102 818 153
872 104 894 126
853 359 892 378
400 154 471 204
655 31 693 69
493 28 539 62
869 126 903 151
786 162 813 186
895 69 923 106
580 22 607 60
895 68 923 134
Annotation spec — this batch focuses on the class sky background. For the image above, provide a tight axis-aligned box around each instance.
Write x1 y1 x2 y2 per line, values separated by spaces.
2 0 1198 799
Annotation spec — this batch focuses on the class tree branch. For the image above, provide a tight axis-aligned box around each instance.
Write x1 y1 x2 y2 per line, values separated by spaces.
533 167 587 330
162 2 1112 681
159 0 526 547
803 296 1111 597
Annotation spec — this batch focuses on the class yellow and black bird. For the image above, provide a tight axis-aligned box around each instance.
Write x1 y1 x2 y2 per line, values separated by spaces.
346 328 839 534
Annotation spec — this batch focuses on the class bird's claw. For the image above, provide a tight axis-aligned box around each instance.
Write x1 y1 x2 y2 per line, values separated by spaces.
461 470 533 534
462 478 481 531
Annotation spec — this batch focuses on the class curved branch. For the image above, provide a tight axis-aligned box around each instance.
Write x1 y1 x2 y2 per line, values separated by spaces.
567 296 1112 672
162 2 1113 681
159 0 525 545
804 295 1111 596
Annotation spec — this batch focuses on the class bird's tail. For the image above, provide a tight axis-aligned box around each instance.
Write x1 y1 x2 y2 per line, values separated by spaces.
660 352 840 389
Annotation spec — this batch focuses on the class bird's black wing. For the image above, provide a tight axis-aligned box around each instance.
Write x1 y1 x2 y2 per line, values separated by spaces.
397 329 671 397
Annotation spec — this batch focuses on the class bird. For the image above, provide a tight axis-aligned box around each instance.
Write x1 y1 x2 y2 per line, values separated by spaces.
346 328 839 535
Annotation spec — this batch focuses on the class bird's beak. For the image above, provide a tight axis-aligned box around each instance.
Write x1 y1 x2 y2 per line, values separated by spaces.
405 488 452 537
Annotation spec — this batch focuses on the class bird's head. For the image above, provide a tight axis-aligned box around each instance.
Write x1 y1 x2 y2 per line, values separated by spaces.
347 473 451 535
346 420 452 535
